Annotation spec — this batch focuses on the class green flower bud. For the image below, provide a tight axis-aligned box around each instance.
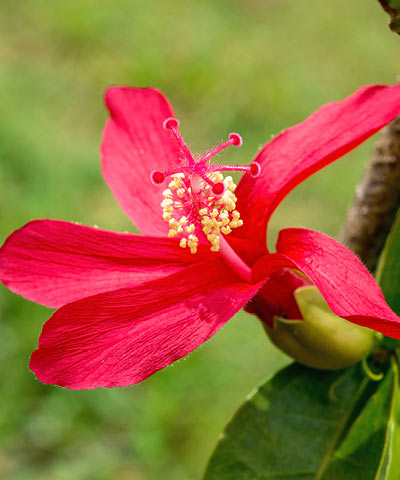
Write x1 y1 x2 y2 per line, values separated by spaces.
265 286 381 370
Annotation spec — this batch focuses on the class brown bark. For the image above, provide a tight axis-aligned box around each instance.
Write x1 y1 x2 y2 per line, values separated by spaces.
339 116 400 271
377 0 400 34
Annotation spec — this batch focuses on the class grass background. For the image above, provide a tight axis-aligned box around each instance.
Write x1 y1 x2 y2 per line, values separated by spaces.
0 1 399 479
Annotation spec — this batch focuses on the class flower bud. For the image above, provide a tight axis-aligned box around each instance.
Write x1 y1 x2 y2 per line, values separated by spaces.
264 286 381 370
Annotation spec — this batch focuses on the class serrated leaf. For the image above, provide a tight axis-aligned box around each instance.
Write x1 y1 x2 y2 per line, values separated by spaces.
203 363 369 480
321 357 398 480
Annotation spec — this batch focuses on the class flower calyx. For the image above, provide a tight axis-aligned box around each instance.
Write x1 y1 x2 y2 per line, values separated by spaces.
265 286 381 370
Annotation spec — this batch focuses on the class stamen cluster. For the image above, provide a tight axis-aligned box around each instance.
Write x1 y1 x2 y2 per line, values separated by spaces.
161 172 243 254
151 117 260 255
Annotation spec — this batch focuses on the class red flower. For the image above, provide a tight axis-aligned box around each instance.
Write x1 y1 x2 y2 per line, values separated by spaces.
1 85 400 389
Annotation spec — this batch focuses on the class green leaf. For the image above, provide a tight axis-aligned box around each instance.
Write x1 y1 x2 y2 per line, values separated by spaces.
376 211 400 349
203 363 370 480
377 353 400 480
376 210 400 315
204 360 400 480
321 357 399 479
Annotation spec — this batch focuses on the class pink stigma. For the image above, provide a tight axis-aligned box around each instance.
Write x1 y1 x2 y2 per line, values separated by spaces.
163 117 195 165
163 117 180 130
212 182 225 196
229 133 242 147
151 170 165 185
150 117 261 188
250 162 261 178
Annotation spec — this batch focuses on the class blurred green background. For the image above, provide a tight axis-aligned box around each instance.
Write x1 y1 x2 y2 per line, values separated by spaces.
0 1 398 479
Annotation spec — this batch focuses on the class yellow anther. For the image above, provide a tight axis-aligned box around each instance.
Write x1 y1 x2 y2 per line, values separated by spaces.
161 198 173 207
208 234 220 252
169 174 185 191
159 171 244 255
211 172 224 183
224 176 236 192
187 234 199 254
219 212 229 225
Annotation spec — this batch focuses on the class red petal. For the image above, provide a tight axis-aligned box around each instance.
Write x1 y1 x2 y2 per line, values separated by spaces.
101 87 187 235
29 260 260 389
245 269 311 327
275 228 400 338
235 84 400 247
0 220 208 308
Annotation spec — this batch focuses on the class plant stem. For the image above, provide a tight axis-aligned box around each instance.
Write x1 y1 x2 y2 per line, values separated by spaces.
377 0 400 35
339 116 400 271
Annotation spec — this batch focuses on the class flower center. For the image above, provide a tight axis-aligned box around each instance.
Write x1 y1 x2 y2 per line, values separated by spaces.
151 117 260 254
161 171 242 254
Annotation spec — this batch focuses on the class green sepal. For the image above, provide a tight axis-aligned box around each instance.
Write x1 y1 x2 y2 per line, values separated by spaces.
265 286 379 370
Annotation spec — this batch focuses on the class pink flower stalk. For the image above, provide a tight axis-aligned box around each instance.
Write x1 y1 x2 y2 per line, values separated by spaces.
1 85 400 389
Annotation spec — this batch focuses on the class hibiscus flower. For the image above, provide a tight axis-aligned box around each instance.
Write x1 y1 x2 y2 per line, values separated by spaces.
1 84 400 389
